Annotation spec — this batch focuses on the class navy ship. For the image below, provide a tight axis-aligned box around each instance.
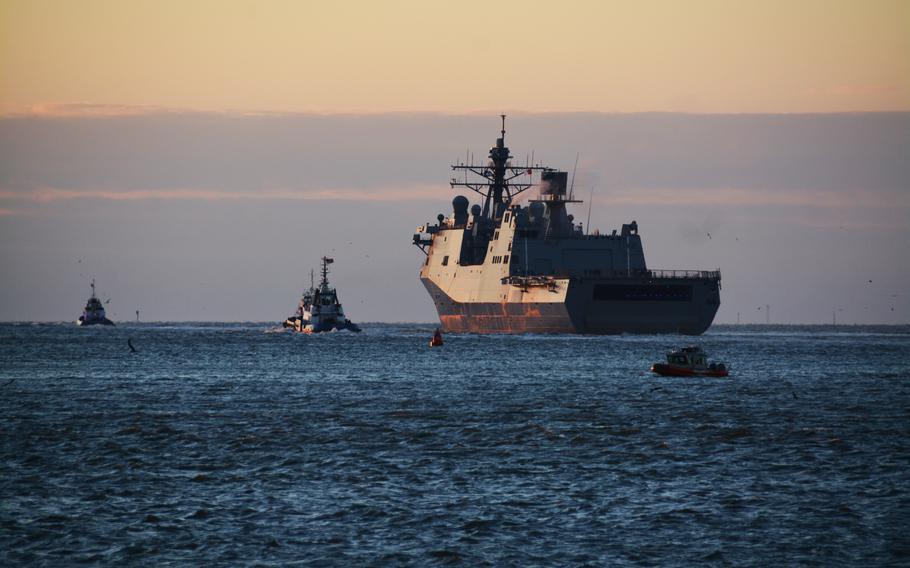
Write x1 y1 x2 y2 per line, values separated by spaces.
76 279 114 326
412 117 721 334
283 257 361 333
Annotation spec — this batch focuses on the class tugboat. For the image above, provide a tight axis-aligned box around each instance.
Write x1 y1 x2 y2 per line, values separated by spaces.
76 279 115 326
651 346 728 377
283 257 361 333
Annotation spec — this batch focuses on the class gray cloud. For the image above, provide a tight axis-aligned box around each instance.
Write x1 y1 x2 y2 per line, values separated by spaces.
1 112 908 323
1 112 907 198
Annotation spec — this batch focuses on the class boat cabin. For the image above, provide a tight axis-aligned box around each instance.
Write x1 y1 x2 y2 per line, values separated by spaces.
668 346 707 368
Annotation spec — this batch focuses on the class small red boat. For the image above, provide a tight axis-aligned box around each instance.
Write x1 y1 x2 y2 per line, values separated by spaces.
429 328 444 347
651 346 729 377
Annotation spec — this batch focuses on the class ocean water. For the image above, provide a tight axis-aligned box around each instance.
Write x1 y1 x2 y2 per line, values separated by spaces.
1 323 908 566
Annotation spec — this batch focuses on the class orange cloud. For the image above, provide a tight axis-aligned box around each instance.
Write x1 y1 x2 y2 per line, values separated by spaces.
0 186 447 203
12 103 188 118
604 188 909 209
2 186 907 212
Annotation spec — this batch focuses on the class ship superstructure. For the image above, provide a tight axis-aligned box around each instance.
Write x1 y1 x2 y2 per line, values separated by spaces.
283 257 361 333
76 279 114 326
412 117 721 334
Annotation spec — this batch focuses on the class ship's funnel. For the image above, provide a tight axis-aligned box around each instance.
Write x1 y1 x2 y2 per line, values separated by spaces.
540 170 568 196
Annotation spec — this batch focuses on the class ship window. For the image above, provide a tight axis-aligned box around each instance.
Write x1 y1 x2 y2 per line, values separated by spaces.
503 256 509 264
503 212 510 223
442 255 449 266
494 231 500 240
508 242 512 251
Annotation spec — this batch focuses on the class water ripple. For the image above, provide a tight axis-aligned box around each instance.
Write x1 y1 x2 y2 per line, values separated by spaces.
1 323 908 565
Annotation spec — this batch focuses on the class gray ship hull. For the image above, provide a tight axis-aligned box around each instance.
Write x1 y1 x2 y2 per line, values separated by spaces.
423 275 719 335
413 119 722 336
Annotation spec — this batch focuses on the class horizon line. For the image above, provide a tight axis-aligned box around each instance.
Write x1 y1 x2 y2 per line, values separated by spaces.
1 320 906 327
2 103 909 119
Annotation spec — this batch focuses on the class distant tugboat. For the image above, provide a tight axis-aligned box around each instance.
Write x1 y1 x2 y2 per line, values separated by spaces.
283 257 361 333
76 279 114 326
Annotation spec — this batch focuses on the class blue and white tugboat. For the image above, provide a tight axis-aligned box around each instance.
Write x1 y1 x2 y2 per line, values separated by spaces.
76 279 114 326
283 257 361 333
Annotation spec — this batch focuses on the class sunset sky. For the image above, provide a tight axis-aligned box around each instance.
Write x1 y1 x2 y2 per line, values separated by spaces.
2 0 907 114
0 0 907 323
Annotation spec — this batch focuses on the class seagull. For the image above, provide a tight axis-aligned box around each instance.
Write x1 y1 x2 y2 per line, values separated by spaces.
707 232 712 239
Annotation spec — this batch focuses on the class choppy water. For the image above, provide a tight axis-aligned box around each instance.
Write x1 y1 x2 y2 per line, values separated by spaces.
1 323 908 566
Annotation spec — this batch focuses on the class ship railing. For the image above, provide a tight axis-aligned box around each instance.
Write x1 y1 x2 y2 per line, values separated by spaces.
501 275 560 291
502 270 720 284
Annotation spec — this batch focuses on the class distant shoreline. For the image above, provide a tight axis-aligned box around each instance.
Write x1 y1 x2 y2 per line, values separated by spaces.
1 321 907 329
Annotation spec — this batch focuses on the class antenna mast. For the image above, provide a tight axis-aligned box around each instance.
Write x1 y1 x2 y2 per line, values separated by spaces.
449 115 551 222
585 187 594 235
321 257 329 289
569 153 579 200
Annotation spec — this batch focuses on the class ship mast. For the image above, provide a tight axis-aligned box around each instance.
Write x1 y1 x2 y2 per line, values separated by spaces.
449 115 550 222
320 256 333 290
